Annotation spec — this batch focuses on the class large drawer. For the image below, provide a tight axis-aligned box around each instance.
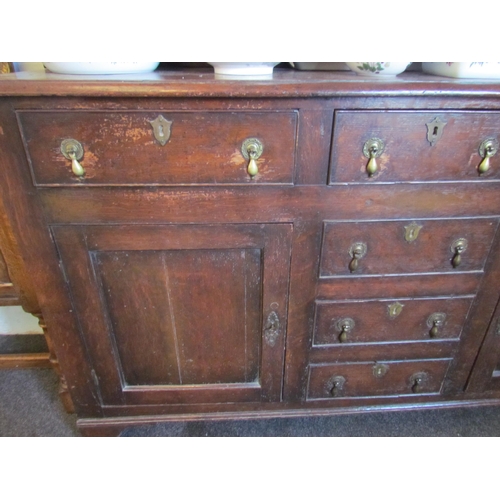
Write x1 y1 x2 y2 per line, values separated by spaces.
313 296 473 345
320 218 498 277
18 110 298 186
330 111 500 183
307 358 451 400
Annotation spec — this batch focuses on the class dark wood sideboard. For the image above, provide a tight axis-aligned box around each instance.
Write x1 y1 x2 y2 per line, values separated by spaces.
1 69 500 436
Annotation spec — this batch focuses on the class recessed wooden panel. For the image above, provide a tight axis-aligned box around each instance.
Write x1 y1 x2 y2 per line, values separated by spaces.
320 218 498 277
313 296 474 345
330 111 500 183
308 359 451 400
19 111 297 185
52 223 292 406
95 249 261 386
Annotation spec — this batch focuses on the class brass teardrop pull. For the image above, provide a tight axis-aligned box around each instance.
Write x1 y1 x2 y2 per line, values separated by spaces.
61 138 85 178
241 138 263 179
348 242 367 273
70 153 85 177
335 317 355 343
478 138 499 175
427 313 446 339
329 376 346 397
410 372 428 394
363 138 385 177
451 238 468 268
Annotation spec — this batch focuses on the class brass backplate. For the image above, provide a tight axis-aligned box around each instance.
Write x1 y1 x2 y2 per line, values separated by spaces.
149 115 173 146
404 222 423 243
388 302 404 319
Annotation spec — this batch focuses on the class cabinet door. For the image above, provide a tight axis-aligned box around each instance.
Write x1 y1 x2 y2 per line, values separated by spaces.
52 224 292 406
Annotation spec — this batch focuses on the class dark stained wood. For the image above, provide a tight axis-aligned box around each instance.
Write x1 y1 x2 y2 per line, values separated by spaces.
309 340 456 364
317 273 483 300
0 352 51 369
52 223 292 406
330 111 500 183
313 296 474 345
19 110 297 186
307 359 452 400
296 107 333 185
3 72 500 433
4 69 500 99
320 218 498 276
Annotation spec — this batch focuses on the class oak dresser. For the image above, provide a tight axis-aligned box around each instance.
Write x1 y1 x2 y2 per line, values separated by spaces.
1 69 500 436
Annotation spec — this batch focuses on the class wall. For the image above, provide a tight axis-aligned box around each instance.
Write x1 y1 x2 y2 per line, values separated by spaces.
0 306 43 334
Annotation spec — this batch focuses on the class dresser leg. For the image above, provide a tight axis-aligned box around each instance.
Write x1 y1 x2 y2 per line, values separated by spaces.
34 312 75 414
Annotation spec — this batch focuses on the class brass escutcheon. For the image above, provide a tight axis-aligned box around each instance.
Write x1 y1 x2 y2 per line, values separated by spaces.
149 115 173 146
404 222 423 243
388 302 405 319
373 363 389 378
426 117 447 146
264 311 280 347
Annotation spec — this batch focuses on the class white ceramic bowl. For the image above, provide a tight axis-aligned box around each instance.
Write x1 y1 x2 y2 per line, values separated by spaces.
207 62 280 76
43 62 160 75
422 62 500 79
345 62 412 77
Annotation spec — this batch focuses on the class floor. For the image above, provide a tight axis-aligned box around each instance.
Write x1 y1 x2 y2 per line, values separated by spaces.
2 367 500 436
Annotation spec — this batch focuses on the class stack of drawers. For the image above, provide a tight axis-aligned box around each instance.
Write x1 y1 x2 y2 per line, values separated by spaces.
307 110 500 401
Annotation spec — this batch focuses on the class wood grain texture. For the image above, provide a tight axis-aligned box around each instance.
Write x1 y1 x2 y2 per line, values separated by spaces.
19 110 297 186
3 74 500 432
313 296 474 345
0 352 51 369
330 110 500 182
52 223 292 406
320 218 499 276
307 359 452 400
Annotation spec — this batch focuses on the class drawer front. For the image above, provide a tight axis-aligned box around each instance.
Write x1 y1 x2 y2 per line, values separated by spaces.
308 359 451 399
320 218 498 277
330 111 500 183
18 111 297 185
313 296 473 345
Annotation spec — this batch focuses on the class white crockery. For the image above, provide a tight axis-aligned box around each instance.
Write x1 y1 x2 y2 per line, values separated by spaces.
422 62 500 79
207 62 280 76
345 62 412 77
43 62 160 75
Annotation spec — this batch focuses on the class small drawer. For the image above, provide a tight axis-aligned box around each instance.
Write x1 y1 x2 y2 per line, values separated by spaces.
18 110 297 186
313 296 473 345
320 218 498 277
330 111 500 183
307 358 451 400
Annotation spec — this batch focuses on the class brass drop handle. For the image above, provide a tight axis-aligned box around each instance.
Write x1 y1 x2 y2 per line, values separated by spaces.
411 376 423 393
241 138 263 178
335 317 355 343
478 138 499 175
61 139 85 177
363 138 385 177
329 376 346 397
451 238 468 268
348 242 367 273
427 313 446 339
410 372 428 394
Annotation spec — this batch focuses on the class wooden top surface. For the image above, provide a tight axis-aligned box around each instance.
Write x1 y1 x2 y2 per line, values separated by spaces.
2 68 500 98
